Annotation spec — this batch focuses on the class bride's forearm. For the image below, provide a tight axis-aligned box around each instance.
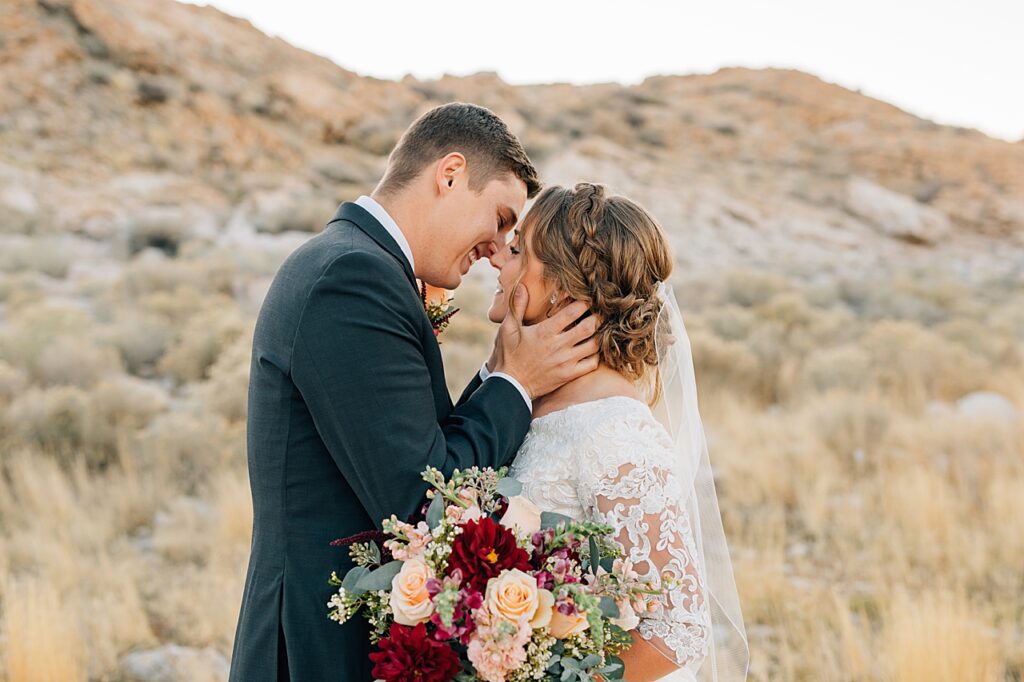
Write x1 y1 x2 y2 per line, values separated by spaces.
616 631 680 682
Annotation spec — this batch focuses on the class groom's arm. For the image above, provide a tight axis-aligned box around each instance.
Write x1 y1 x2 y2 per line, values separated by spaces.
291 251 531 527
455 370 484 408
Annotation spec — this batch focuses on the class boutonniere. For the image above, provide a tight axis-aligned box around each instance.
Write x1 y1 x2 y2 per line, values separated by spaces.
418 280 460 339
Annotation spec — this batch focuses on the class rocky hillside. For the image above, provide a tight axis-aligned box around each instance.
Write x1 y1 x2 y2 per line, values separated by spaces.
2 0 1023 282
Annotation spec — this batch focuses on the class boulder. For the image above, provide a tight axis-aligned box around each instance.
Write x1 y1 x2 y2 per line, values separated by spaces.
0 184 41 234
244 185 335 235
956 391 1019 421
844 177 952 245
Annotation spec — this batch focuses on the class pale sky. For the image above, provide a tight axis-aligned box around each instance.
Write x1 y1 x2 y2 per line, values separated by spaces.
183 0 1024 142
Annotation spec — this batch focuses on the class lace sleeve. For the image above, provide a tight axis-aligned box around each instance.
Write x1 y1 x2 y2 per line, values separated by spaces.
586 419 711 670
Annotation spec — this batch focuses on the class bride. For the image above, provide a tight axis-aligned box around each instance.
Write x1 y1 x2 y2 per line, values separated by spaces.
482 183 748 682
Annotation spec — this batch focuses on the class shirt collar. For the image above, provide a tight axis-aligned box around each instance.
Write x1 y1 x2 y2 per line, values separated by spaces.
354 195 415 273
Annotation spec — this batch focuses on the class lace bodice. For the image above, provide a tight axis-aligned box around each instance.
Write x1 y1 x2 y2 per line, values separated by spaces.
509 396 711 674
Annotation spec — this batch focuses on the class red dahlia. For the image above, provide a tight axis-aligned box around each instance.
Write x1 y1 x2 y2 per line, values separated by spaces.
369 622 462 682
446 516 531 592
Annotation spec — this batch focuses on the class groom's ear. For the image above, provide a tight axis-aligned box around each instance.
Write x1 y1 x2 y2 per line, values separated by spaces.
434 152 467 194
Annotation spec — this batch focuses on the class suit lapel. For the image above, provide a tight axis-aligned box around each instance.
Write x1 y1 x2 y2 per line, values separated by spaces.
327 202 452 415
327 202 418 291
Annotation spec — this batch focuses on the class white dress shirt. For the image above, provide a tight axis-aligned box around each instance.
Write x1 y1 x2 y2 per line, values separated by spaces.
354 195 532 411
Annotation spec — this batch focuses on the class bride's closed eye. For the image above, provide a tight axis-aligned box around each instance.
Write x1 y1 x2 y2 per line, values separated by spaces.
508 230 521 256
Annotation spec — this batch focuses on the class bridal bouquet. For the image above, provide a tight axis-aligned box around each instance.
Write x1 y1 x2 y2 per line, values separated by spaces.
328 466 671 682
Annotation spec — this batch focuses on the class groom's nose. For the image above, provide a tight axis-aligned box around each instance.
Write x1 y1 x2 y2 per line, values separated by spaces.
486 243 506 270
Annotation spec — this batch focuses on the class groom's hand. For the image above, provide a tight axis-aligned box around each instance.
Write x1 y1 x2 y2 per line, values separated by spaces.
492 285 600 400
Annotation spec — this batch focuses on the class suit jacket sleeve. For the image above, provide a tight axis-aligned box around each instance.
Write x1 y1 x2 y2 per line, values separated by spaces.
455 371 485 408
291 251 531 526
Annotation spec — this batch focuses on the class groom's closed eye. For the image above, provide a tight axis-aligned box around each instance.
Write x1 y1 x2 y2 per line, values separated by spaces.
497 206 518 233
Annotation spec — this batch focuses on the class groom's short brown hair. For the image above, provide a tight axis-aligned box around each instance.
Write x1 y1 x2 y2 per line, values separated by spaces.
378 102 541 198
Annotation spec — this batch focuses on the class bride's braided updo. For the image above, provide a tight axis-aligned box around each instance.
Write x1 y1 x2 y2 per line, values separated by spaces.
525 182 673 383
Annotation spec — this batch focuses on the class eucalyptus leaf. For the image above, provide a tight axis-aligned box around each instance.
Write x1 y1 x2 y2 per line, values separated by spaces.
599 595 620 618
598 661 624 680
496 477 523 498
541 511 574 529
599 556 615 573
341 565 369 596
560 668 575 682
588 536 600 575
580 654 602 669
598 655 622 675
355 560 403 591
368 541 381 565
426 493 444 529
561 657 581 670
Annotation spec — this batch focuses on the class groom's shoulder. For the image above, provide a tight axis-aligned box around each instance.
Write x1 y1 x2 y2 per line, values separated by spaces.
282 223 407 287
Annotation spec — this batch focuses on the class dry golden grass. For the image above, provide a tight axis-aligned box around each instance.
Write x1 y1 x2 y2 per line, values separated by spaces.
884 591 1001 682
2 575 86 682
0 255 1021 681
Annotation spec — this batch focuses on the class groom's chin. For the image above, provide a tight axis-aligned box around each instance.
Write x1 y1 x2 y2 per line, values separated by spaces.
427 271 460 291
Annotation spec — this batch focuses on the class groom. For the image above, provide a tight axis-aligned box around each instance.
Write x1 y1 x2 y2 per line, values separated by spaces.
230 103 600 681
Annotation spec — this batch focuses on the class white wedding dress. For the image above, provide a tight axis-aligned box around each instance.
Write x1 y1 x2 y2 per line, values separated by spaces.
509 396 710 682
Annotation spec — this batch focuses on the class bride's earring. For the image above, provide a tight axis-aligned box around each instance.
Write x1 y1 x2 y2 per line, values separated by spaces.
546 292 558 318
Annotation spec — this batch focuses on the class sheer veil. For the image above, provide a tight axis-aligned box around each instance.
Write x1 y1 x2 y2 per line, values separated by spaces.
648 282 749 682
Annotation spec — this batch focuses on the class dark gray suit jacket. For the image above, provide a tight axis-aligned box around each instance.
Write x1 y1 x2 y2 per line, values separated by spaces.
229 202 531 681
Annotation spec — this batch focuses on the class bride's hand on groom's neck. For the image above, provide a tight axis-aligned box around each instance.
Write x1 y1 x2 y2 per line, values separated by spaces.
492 284 601 400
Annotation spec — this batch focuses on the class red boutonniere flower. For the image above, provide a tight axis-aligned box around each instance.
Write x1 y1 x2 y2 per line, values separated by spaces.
446 517 531 593
418 280 460 339
370 622 462 682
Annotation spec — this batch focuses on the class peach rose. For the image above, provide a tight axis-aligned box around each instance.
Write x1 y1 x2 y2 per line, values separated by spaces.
499 495 543 535
530 589 555 630
548 609 590 639
485 569 540 623
389 558 435 626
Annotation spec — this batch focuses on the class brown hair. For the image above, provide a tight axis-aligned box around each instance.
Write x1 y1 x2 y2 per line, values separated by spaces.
377 102 541 198
517 183 673 393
